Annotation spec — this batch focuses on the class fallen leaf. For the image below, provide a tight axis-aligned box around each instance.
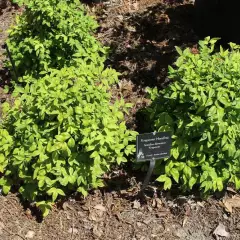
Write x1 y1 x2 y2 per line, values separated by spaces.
93 225 103 238
117 15 123 21
25 231 35 239
137 222 142 227
120 190 127 194
155 198 162 208
62 202 68 210
25 208 32 218
81 205 89 211
222 195 240 213
152 199 156 208
197 201 204 208
182 216 188 227
126 25 136 32
143 218 152 225
66 212 71 220
77 211 85 217
222 199 233 213
68 227 78 234
147 206 153 212
132 200 141 209
93 204 106 212
89 212 97 221
83 224 92 230
185 205 191 216
213 223 230 238
223 214 229 220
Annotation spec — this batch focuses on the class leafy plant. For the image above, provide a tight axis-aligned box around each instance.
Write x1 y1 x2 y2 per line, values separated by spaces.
0 64 137 216
6 0 107 78
145 37 240 193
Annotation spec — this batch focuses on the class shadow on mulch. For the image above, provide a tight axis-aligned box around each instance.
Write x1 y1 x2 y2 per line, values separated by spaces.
103 2 199 89
99 161 208 198
20 198 44 223
0 68 12 87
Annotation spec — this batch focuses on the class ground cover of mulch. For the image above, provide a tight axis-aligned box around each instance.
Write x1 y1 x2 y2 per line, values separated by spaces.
0 0 18 116
1 0 240 239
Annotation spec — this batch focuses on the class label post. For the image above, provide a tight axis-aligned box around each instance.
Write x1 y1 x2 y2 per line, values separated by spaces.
136 132 172 190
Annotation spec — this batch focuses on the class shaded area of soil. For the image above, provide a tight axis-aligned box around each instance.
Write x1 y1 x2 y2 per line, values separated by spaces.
0 1 17 76
97 0 198 88
0 2 18 115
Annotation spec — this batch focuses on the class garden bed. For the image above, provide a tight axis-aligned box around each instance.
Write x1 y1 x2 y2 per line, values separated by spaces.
0 0 240 239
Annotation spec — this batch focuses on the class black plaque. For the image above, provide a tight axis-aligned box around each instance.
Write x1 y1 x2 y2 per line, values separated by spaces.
136 132 172 162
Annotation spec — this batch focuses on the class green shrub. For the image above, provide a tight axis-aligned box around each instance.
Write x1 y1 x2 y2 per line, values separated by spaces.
0 64 137 216
6 0 106 78
145 37 240 193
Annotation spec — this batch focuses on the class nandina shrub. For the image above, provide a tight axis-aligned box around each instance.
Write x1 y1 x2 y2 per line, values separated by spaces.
6 0 107 78
0 64 137 216
145 37 240 193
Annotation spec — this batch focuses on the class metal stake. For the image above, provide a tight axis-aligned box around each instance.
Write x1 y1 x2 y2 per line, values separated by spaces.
141 159 156 190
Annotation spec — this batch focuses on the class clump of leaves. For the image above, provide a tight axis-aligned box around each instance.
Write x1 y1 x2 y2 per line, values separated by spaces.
6 0 106 78
145 37 240 194
0 64 137 216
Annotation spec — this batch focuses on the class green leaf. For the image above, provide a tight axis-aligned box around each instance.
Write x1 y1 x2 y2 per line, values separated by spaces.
183 165 192 178
57 188 65 196
156 174 167 182
90 151 99 158
59 177 68 186
0 154 5 163
189 177 197 189
77 187 88 197
221 135 228 147
216 178 223 191
36 201 52 217
52 191 58 202
2 185 11 195
234 176 240 190
116 156 126 165
38 179 45 188
68 138 75 148
170 168 179 183
172 147 179 159
56 132 71 142
175 46 183 55
200 171 208 183
164 177 172 190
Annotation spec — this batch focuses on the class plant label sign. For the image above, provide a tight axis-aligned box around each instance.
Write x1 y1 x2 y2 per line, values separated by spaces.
136 132 172 162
